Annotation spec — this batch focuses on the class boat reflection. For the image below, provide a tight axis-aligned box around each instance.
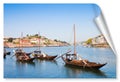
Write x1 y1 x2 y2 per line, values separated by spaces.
34 59 58 65
16 61 35 67
65 65 107 78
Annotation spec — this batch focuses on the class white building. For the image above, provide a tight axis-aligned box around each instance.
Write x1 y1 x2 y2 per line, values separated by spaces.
92 35 107 44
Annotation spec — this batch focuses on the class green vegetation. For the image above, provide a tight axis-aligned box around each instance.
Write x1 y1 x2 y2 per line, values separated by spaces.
46 40 51 45
26 34 41 39
54 39 58 42
31 42 37 45
8 38 13 42
13 42 19 44
86 38 92 44
26 34 29 37
54 39 68 43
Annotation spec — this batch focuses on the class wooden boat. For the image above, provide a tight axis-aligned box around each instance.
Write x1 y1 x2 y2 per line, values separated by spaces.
32 32 57 60
14 33 35 62
62 56 106 69
61 24 107 70
4 49 11 58
15 49 35 62
33 50 57 60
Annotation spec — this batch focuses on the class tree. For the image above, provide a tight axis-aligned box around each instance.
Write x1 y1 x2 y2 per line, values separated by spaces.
26 34 29 37
8 38 13 42
34 34 38 37
86 38 92 44
54 39 58 42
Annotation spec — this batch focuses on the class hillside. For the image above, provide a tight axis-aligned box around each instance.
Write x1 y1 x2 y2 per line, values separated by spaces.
81 34 109 48
4 34 70 48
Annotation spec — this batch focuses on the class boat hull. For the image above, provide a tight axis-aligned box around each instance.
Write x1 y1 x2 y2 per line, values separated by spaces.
62 57 106 69
65 62 106 69
4 52 11 58
37 55 57 60
17 58 35 62
15 50 35 62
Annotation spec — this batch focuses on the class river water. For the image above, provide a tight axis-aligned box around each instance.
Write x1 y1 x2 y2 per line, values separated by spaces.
4 46 116 78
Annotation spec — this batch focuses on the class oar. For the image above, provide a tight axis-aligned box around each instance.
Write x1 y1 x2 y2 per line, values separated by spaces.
55 50 72 60
25 48 40 55
10 55 15 58
10 49 16 58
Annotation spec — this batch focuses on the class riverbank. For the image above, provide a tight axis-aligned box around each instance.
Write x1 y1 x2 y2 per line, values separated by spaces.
4 34 70 48
4 42 69 48
81 35 110 48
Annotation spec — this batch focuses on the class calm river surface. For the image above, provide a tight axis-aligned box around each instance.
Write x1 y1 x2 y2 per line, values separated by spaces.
4 46 116 78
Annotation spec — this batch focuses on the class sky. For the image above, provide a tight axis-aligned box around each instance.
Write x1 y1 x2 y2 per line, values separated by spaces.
4 4 101 43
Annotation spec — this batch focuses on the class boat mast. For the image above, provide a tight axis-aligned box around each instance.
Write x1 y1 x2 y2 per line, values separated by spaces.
19 37 20 49
21 32 23 50
73 24 76 56
38 32 40 51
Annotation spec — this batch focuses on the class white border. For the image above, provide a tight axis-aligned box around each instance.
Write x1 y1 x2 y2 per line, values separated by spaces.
1 0 120 82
